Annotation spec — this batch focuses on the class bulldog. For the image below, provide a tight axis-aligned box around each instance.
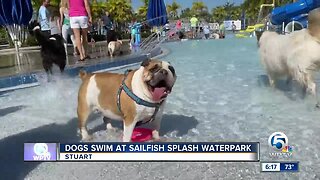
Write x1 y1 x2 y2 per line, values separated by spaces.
108 40 123 57
77 59 177 142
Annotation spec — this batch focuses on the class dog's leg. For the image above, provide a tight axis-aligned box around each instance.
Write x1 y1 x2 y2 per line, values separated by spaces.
49 68 53 82
77 102 92 141
59 61 66 73
307 82 316 96
46 70 52 82
103 117 115 131
286 76 293 90
286 76 292 85
268 75 275 88
64 43 68 56
151 118 162 141
304 73 320 107
122 117 137 142
150 105 165 141
308 82 320 108
305 73 316 96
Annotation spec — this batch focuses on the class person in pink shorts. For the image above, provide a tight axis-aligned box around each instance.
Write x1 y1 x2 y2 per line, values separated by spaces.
69 0 92 61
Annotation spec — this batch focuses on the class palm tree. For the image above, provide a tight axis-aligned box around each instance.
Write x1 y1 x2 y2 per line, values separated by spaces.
211 6 228 23
92 1 106 21
242 0 269 25
137 0 148 21
180 8 192 19
191 1 208 16
31 0 42 11
106 0 133 29
229 6 242 20
211 2 242 23
167 1 180 19
31 0 61 21
277 0 294 6
241 0 293 25
31 0 60 11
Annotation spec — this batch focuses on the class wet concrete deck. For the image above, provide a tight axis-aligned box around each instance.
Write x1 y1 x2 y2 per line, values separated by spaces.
0 40 133 78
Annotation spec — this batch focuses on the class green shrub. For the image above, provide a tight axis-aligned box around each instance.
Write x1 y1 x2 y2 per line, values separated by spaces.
120 32 131 40
0 27 9 45
141 31 152 38
23 35 39 47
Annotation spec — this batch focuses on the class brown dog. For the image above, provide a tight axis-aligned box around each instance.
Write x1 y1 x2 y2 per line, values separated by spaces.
108 40 122 57
77 59 177 142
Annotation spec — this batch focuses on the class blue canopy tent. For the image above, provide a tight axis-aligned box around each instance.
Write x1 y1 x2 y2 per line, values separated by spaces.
146 0 168 27
0 0 33 68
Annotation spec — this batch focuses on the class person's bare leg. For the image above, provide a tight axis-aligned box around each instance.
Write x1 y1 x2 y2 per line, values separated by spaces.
70 34 77 55
81 28 89 58
72 28 85 60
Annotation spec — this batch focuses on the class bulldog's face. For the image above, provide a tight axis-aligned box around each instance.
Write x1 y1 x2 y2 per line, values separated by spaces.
141 59 177 101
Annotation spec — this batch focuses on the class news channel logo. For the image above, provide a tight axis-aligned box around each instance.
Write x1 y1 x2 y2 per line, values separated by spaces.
33 143 50 156
24 143 57 161
268 132 293 158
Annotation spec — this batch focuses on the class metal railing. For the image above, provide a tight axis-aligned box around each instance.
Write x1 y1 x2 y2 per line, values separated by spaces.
134 15 172 54
139 29 173 54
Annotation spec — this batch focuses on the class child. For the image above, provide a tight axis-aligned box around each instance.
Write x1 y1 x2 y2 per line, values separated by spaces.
50 15 61 35
203 26 210 39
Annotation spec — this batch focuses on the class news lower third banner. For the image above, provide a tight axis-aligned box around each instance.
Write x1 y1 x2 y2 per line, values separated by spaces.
24 142 260 162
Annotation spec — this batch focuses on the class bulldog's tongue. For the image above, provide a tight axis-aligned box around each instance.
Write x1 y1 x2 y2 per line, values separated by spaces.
151 87 166 101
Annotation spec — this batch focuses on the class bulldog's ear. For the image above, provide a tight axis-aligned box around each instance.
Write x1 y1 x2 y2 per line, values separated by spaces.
141 59 151 67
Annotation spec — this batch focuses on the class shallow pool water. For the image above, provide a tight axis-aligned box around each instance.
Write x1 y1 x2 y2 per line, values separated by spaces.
0 38 319 179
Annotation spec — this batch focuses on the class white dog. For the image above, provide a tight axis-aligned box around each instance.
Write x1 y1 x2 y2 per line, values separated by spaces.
108 40 123 57
259 8 320 99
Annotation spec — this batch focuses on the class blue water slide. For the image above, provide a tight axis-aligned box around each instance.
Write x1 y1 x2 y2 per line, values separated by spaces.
271 0 320 25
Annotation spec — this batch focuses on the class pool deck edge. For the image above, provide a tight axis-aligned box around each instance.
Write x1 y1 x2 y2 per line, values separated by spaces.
0 46 164 92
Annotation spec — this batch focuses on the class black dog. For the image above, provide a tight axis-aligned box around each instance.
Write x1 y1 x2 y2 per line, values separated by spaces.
29 21 66 75
106 29 121 44
177 31 184 39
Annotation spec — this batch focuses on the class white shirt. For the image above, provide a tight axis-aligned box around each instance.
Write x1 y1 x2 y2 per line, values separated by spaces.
38 5 50 31
204 27 210 34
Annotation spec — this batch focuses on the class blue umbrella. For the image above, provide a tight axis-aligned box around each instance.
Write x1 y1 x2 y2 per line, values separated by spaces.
0 0 33 25
0 0 13 25
0 0 33 69
12 0 21 25
21 0 33 25
0 8 5 26
146 0 168 27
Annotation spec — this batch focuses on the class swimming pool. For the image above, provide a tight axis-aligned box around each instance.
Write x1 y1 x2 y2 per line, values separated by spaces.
1 38 319 179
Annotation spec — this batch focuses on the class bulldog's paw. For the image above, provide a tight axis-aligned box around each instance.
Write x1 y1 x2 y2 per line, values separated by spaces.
106 123 116 131
81 135 93 142
152 137 167 142
152 130 160 140
81 131 93 142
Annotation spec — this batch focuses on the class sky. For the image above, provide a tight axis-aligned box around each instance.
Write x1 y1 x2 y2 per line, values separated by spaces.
131 0 244 12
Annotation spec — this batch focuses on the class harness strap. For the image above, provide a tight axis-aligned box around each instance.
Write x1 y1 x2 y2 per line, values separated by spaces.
117 70 162 126
136 105 160 126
